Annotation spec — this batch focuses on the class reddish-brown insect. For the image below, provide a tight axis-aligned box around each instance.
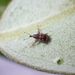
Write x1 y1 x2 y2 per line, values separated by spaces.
24 26 50 47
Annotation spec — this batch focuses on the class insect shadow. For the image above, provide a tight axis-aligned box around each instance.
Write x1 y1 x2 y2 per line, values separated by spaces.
24 25 51 47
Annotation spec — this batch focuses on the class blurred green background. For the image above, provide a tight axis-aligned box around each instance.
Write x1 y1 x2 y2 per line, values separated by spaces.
0 0 11 56
0 0 11 17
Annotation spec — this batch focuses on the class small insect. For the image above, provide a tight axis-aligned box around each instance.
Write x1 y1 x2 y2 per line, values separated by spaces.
24 26 51 47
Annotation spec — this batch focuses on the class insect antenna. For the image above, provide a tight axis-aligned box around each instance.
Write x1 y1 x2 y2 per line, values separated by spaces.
24 32 31 40
24 32 30 35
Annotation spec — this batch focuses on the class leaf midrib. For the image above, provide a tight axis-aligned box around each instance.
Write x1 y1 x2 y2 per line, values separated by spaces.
0 5 75 41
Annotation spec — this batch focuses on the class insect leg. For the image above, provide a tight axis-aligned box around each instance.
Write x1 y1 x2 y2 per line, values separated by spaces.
30 39 38 47
37 25 41 34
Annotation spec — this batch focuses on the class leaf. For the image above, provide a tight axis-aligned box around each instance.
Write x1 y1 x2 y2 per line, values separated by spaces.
0 0 75 74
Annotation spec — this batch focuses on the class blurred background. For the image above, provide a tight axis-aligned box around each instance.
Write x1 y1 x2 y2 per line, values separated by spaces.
0 0 10 17
0 0 60 75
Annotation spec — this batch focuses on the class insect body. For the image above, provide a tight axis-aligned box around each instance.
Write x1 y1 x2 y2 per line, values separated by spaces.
25 26 50 47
